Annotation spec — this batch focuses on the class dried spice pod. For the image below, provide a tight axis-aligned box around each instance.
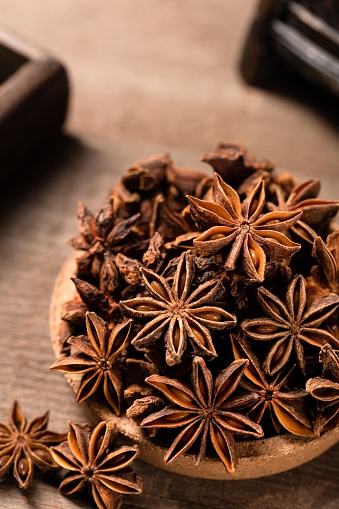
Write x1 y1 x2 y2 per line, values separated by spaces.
141 357 263 473
267 180 339 244
231 334 314 436
0 401 66 489
51 312 132 415
241 275 339 375
50 143 339 480
120 252 237 365
51 420 142 509
306 345 339 435
188 174 301 282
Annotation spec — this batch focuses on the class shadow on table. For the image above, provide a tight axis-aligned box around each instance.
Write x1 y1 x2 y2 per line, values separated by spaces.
240 64 339 135
0 132 95 217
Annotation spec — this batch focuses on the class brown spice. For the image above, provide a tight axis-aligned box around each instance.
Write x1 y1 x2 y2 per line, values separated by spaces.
141 356 263 473
188 174 301 282
50 312 132 415
120 252 236 365
0 401 66 489
51 420 142 509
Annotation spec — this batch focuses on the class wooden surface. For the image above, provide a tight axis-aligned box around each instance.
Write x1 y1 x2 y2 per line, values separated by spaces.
0 1 338 508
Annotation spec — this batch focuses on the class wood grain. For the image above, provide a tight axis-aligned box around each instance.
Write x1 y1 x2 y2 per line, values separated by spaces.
0 0 338 507
0 134 338 508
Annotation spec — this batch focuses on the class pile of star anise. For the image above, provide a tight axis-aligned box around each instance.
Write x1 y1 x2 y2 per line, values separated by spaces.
51 142 339 475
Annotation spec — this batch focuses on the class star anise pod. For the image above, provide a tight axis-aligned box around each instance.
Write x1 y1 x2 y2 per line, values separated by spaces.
0 401 66 489
306 344 339 435
120 252 237 365
50 312 132 415
141 356 263 473
51 420 142 509
307 230 339 302
267 179 339 243
231 335 314 436
69 198 140 280
187 173 301 282
241 275 339 375
201 142 273 188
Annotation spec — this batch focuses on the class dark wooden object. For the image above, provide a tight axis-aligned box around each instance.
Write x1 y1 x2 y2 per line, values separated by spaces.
0 24 69 175
240 0 339 98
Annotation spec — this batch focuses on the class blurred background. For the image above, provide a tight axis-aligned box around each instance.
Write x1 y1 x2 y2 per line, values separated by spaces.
1 0 338 180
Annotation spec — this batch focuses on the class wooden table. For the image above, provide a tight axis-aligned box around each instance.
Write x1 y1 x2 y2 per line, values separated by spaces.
0 1 338 507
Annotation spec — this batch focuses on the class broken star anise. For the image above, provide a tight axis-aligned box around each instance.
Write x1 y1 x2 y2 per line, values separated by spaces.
306 344 339 435
267 179 339 244
201 142 273 188
50 312 132 415
51 420 142 509
0 401 66 489
231 335 314 436
141 356 263 473
120 252 237 366
307 229 339 301
69 198 140 280
241 274 339 375
187 173 301 282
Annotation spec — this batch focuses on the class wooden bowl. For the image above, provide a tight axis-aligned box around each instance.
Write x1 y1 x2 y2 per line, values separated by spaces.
49 252 339 480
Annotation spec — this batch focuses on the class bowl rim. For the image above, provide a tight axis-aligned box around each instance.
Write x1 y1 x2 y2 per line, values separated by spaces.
49 251 339 480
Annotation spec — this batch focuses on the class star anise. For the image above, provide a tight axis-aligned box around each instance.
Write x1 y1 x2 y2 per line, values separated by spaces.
306 344 339 435
267 179 339 244
231 335 314 436
120 252 237 366
0 401 66 489
187 173 301 282
307 230 339 302
241 275 339 375
69 198 140 280
201 142 273 188
50 312 132 415
51 420 142 509
141 356 263 473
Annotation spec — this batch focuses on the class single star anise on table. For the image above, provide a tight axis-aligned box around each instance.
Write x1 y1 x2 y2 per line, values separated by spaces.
50 312 132 415
51 420 142 509
187 173 301 282
267 179 339 244
231 335 314 436
120 252 237 366
141 356 263 473
0 401 66 489
306 344 339 435
241 274 339 375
